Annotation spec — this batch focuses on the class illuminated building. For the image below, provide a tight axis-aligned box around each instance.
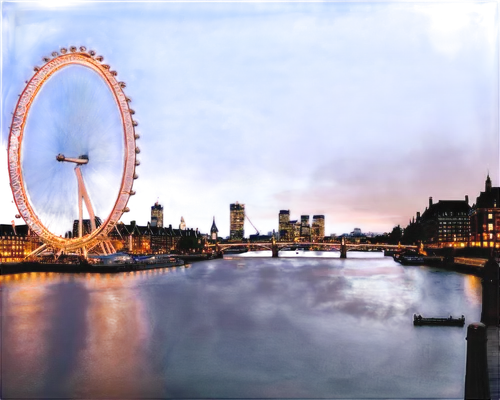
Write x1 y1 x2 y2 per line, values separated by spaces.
151 201 163 228
470 174 500 248
300 215 311 241
312 215 325 241
290 219 300 242
278 210 292 242
230 202 245 240
109 221 206 254
420 196 471 247
0 224 42 262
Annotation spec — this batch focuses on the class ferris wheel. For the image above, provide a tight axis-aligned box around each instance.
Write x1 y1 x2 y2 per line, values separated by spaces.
7 46 139 257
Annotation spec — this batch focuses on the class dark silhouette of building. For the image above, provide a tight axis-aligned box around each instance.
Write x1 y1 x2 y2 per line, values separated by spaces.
407 195 470 247
470 174 500 248
72 217 102 238
210 217 219 241
402 212 423 245
351 228 363 237
311 215 325 242
230 202 245 240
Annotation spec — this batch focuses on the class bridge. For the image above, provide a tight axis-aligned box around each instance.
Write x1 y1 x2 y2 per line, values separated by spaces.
209 239 417 258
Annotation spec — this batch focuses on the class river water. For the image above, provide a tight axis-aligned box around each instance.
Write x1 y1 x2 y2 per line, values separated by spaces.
1 252 482 399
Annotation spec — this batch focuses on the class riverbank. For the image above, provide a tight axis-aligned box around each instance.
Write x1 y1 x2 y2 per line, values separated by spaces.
424 257 483 278
0 254 217 275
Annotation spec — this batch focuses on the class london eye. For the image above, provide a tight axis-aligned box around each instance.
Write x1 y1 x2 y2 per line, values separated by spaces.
7 46 139 257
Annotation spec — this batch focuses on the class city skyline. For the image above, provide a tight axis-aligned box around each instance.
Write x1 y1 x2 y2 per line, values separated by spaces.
1 1 498 238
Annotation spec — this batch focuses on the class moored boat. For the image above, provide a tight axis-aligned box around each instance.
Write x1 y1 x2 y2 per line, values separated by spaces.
413 314 465 326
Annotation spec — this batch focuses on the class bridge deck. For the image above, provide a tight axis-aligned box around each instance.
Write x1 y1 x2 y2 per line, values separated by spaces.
487 326 499 399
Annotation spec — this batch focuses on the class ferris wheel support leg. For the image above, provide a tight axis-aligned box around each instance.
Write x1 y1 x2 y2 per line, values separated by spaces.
75 166 97 234
99 242 108 255
107 241 116 254
78 185 83 238
25 243 47 260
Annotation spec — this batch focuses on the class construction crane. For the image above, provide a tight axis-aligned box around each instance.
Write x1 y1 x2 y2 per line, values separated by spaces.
245 215 260 236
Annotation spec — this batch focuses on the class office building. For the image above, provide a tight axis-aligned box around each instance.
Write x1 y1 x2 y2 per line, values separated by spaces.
151 201 163 228
230 202 245 240
470 174 500 248
300 215 311 240
312 215 325 241
279 210 291 241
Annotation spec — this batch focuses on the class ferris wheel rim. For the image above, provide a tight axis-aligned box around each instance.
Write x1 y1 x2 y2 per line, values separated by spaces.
7 48 138 253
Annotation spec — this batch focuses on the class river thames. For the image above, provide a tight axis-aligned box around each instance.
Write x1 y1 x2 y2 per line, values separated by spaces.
1 251 481 399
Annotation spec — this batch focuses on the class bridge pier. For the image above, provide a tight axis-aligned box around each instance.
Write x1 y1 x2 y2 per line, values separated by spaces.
340 237 347 259
271 238 279 258
481 257 499 326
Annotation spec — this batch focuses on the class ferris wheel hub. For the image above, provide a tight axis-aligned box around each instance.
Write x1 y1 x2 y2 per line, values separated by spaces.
56 154 89 164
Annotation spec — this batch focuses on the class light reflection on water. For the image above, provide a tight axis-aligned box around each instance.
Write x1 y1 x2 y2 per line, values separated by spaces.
1 254 482 398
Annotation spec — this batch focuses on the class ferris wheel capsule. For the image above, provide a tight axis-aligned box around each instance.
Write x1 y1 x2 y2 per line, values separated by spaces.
69 46 77 53
51 51 58 57
60 48 67 54
96 55 104 62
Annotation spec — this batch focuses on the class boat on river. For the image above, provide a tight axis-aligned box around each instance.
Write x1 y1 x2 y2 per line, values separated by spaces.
393 251 425 265
413 314 465 326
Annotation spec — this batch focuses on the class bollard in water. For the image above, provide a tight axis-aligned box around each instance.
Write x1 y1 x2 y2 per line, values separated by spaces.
481 257 499 326
464 322 490 399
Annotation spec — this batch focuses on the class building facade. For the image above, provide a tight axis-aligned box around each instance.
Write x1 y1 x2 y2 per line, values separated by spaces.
311 215 325 241
230 202 245 240
470 174 500 248
0 224 42 263
418 196 471 247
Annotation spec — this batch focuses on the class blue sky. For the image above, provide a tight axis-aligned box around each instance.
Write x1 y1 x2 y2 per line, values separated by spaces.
1 1 499 238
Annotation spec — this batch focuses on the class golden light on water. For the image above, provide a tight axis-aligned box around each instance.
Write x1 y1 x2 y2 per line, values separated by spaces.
464 274 482 306
72 273 161 397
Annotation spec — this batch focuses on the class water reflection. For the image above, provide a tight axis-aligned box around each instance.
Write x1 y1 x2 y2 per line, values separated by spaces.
1 259 482 399
464 274 482 305
0 273 53 398
71 273 159 398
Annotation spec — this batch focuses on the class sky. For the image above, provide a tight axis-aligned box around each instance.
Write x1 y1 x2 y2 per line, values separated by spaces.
1 0 499 238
